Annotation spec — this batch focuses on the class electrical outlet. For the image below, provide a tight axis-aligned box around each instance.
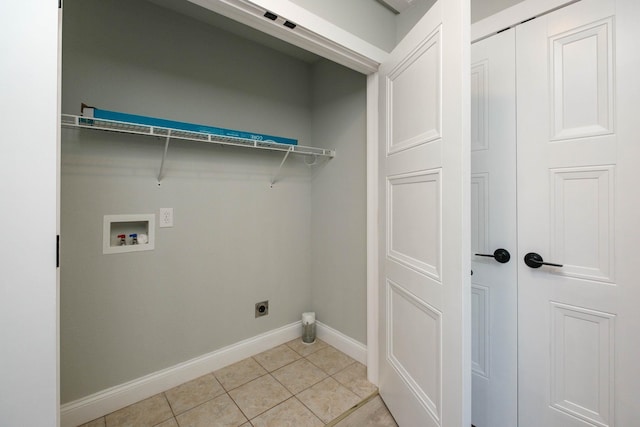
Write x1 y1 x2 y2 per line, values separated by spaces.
159 208 173 228
255 301 269 318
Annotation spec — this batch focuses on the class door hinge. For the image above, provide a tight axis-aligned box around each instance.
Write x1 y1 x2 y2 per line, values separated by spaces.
56 235 60 268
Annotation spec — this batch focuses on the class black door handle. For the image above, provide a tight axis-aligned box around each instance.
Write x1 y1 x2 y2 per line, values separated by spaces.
523 252 563 268
474 248 511 264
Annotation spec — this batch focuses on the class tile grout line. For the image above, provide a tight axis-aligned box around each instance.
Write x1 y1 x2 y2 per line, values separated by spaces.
227 390 252 425
269 367 304 396
231 374 293 422
164 375 228 421
251 353 302 376
289 395 325 426
304 346 358 376
223 371 271 394
263 344 361 424
163 392 177 418
269 355 329 396
292 377 354 424
241 344 352 425
90 340 366 427
226 377 262 422
154 393 175 427
225 347 330 423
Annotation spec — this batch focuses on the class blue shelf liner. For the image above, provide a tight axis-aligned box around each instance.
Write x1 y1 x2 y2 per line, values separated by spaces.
88 107 298 146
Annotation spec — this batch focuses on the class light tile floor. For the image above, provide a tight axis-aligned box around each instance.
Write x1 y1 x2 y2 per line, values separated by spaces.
332 396 398 427
79 339 397 427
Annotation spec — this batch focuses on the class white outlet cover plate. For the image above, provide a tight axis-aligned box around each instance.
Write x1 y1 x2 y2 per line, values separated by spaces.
159 208 174 228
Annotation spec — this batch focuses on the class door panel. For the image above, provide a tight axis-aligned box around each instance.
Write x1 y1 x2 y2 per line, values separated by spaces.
550 166 615 282
388 170 441 279
549 18 614 141
470 29 517 427
388 279 442 415
378 1 468 426
388 30 442 154
549 302 615 426
517 0 640 425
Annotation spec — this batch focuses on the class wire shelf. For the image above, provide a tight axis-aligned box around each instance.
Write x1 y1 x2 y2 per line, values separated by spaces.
61 114 335 158
61 114 334 186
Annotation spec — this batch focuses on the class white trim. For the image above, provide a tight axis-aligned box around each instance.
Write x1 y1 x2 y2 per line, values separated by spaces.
316 321 368 365
379 0 413 14
57 7 63 427
471 0 579 42
366 72 380 386
188 0 388 74
60 322 301 427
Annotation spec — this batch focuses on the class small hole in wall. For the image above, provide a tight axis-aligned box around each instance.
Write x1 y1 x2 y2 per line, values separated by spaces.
283 21 296 29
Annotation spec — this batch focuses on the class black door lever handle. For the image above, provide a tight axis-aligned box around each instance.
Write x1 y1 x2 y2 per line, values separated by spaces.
524 252 563 268
474 248 511 264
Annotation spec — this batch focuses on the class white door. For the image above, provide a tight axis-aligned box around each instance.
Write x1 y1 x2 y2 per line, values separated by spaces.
470 28 517 427
517 0 640 425
377 1 469 426
1 1 60 426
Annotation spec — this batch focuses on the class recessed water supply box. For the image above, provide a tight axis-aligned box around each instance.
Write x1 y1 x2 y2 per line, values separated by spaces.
103 214 155 254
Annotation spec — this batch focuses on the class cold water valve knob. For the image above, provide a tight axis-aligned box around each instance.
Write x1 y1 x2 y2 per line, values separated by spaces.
129 233 138 245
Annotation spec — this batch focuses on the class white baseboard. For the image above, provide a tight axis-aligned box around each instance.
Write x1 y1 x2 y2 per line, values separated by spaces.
60 321 302 427
60 320 368 427
60 321 367 427
316 321 367 365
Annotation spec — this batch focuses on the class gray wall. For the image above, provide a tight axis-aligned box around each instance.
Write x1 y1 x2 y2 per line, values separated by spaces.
61 0 367 404
61 0 314 403
395 0 437 44
310 60 367 343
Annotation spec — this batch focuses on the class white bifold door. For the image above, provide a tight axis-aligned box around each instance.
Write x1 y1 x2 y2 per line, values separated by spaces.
517 0 640 425
472 0 640 426
470 28 517 427
378 0 469 426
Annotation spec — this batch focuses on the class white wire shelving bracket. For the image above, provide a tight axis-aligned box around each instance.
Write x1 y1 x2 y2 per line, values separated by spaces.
61 114 335 186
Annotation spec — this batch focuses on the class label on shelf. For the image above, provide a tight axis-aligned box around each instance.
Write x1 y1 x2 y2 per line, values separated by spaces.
81 104 298 146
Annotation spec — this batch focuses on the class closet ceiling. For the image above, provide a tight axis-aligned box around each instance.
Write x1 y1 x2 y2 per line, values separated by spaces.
145 0 322 63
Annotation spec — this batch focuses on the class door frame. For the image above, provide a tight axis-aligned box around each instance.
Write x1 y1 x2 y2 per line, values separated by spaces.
45 0 593 425
54 0 473 424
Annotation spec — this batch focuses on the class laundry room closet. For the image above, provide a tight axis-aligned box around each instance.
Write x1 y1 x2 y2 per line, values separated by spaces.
60 0 368 407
